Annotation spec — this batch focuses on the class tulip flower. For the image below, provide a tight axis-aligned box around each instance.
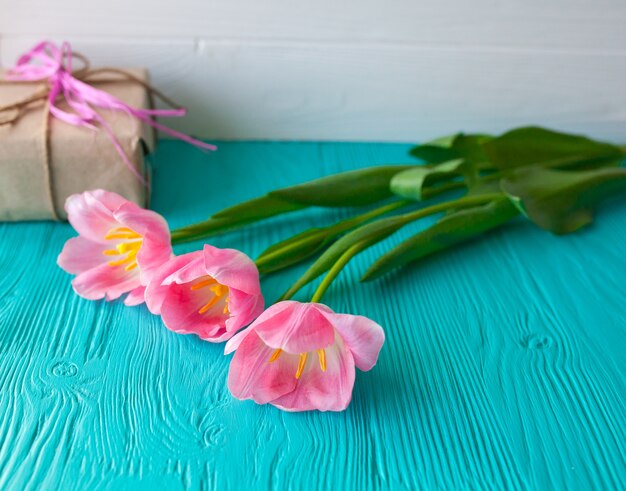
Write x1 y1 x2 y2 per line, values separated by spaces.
145 244 264 342
225 301 385 412
57 189 172 305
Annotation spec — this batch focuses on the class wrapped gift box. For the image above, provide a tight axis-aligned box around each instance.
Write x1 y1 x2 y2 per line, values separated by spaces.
0 68 155 221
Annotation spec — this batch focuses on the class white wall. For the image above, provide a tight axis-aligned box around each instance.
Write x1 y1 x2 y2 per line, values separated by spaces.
1 0 625 142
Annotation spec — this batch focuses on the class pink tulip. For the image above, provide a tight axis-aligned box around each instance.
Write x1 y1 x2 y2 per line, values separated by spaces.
144 244 264 342
57 189 172 306
225 301 385 412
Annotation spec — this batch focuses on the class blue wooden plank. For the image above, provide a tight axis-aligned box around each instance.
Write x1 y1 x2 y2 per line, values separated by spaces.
0 140 625 490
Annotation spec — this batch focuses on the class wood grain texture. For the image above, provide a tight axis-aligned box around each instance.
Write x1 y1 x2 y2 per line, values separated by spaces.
2 0 626 51
1 0 626 142
1 141 626 489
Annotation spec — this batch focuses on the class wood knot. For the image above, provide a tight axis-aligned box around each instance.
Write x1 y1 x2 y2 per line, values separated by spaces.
50 361 79 378
520 334 553 350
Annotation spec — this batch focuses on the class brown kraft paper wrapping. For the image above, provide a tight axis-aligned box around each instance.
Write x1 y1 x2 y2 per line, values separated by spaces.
0 68 155 221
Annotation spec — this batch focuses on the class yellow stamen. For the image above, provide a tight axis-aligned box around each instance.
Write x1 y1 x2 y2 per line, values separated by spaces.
295 353 308 379
107 255 136 267
198 296 219 314
317 349 326 372
223 298 229 314
116 241 141 254
104 229 141 240
196 282 229 314
268 348 282 363
104 233 128 240
104 227 143 271
190 278 217 290
210 284 228 297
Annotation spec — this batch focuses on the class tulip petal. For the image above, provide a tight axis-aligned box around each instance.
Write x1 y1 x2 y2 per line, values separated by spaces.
202 244 261 295
65 190 128 243
159 280 229 341
144 254 199 315
224 326 252 354
114 203 173 284
227 331 299 404
271 336 356 412
60 189 173 304
123 285 146 306
163 253 206 285
224 289 265 335
322 312 385 371
71 262 141 301
148 248 262 342
252 301 335 354
57 236 109 275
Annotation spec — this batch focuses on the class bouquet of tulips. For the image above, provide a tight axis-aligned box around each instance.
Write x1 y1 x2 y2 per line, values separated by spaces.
58 126 626 412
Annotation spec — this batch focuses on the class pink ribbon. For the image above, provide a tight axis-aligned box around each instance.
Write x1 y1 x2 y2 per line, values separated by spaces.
5 41 217 185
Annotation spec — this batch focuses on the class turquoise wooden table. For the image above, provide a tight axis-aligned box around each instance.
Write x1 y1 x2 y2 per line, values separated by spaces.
1 141 625 490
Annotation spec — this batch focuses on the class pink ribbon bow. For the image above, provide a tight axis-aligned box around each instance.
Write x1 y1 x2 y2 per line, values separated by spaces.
5 40 217 185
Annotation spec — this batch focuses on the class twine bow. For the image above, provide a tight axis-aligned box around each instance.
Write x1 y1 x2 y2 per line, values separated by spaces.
0 40 216 219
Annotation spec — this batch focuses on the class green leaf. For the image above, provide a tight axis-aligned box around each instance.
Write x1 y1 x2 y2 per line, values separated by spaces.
452 134 493 169
270 165 412 207
177 165 411 243
390 159 465 201
500 166 626 234
171 195 305 244
483 126 624 171
256 228 329 274
170 217 243 243
361 198 518 281
409 134 461 163
466 179 502 197
409 133 493 167
427 134 459 148
213 195 304 220
279 215 407 299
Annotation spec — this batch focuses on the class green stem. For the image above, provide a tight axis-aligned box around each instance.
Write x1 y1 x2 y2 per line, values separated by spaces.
310 242 369 303
279 192 503 301
255 199 411 269
398 192 502 224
